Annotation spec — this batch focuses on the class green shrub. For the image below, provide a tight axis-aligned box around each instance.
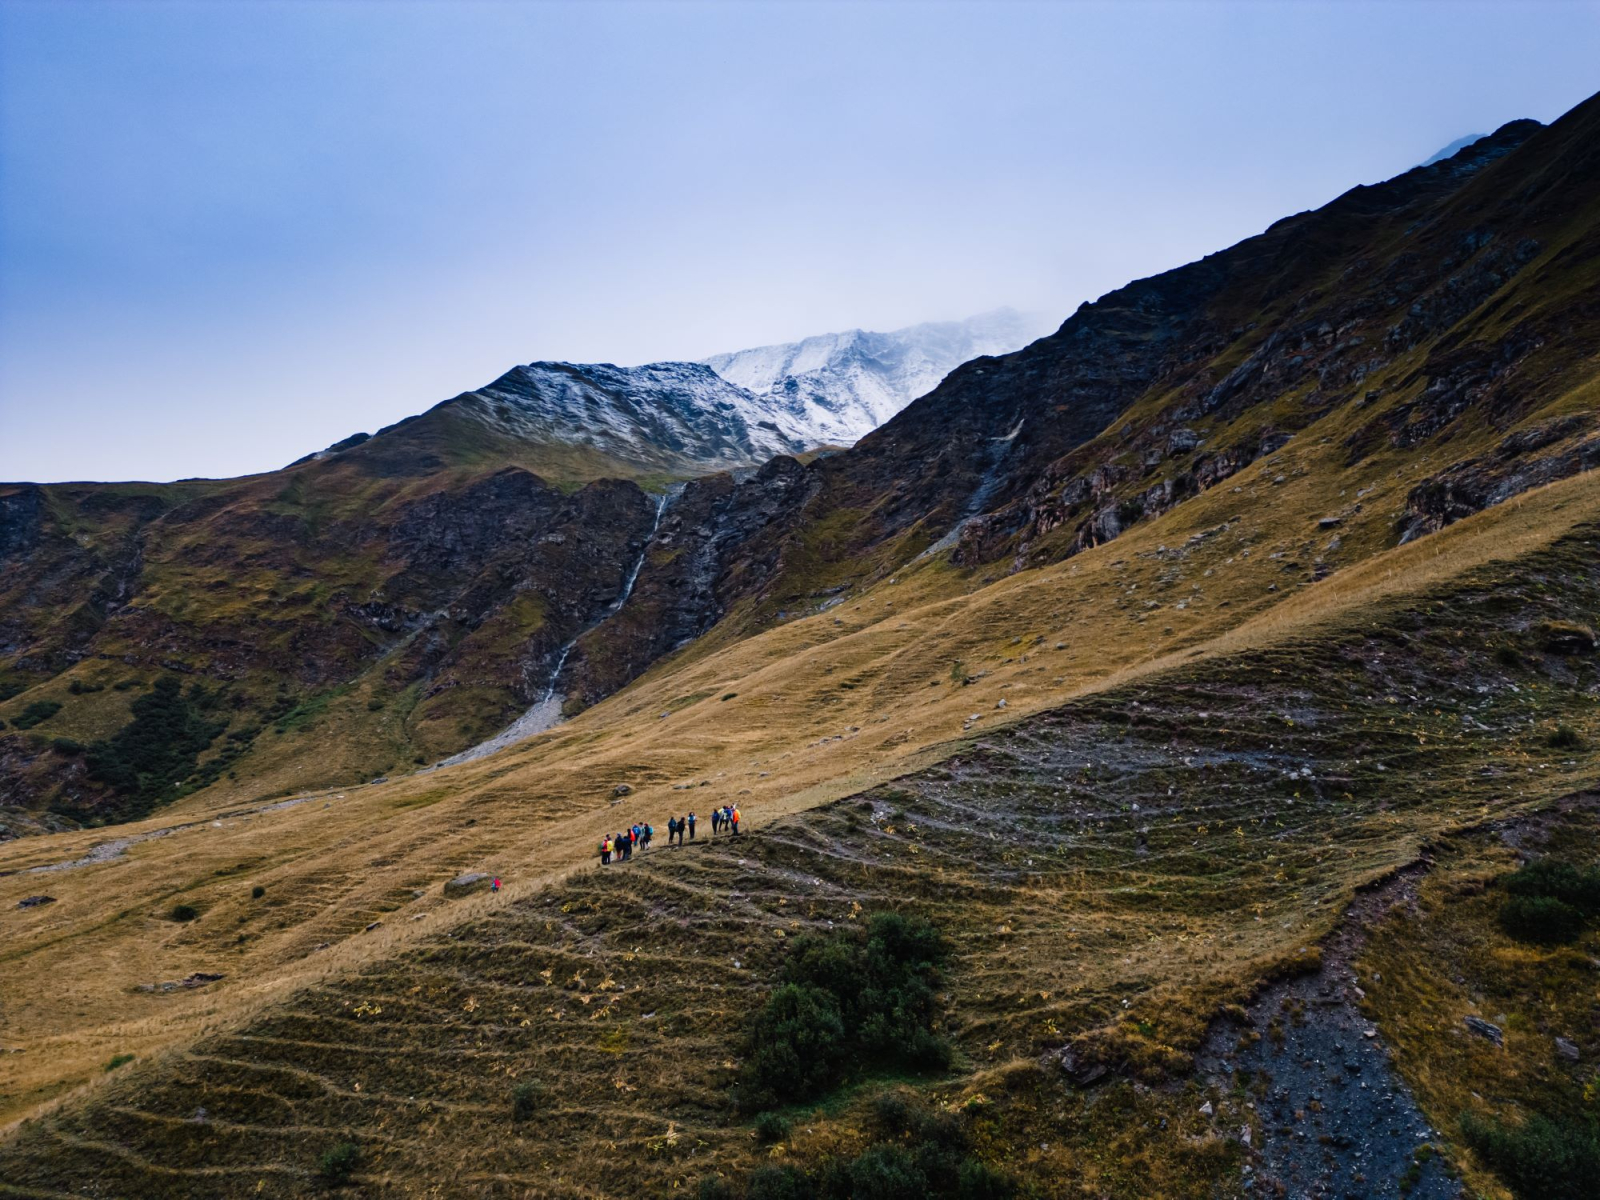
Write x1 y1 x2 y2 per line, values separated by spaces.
721 692 738 701
169 904 199 923
12 700 62 730
105 1053 135 1072
849 1144 927 1200
52 737 84 755
1494 644 1522 668
1547 724 1584 750
1504 858 1600 914
251 885 266 899
742 983 847 1106
511 1081 543 1123
1500 895 1585 944
317 1141 360 1186
67 679 103 695
740 912 951 1109
367 698 385 711
748 1165 814 1200
753 1110 792 1144
1460 1111 1600 1200
696 1179 736 1200
956 1158 1016 1200
723 1092 1014 1200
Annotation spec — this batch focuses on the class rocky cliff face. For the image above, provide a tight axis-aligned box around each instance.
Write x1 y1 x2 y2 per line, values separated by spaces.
703 103 1600 615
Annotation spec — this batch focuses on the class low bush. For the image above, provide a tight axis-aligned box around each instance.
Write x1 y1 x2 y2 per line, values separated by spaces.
104 1053 135 1072
1460 1111 1600 1200
511 1081 543 1123
1494 645 1523 668
738 912 950 1109
748 1165 814 1200
52 737 84 755
169 904 199 923
317 1141 360 1186
12 700 62 730
1547 724 1584 750
723 1093 1015 1200
753 1111 792 1144
251 885 266 899
1500 895 1585 944
697 1179 736 1200
1504 858 1600 913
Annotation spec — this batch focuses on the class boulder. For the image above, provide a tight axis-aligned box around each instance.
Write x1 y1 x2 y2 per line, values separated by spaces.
1464 1016 1504 1047
613 783 633 797
1555 1036 1581 1062
444 872 492 898
16 895 55 909
1540 621 1597 655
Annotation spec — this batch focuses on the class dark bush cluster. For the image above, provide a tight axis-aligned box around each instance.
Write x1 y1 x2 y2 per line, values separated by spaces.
317 1140 360 1186
12 700 62 730
1546 724 1584 750
1460 1111 1600 1200
83 676 228 820
738 912 950 1110
510 1080 543 1123
705 1093 1012 1200
1498 858 1600 945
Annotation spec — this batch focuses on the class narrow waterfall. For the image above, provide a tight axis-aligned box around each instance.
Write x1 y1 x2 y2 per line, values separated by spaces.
432 488 674 768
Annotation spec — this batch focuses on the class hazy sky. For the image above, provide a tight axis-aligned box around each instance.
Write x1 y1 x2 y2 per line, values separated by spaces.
3 1 1597 483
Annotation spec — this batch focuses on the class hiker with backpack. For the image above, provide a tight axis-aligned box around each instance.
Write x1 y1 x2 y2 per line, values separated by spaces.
730 806 741 836
600 836 612 865
687 811 696 840
667 815 680 846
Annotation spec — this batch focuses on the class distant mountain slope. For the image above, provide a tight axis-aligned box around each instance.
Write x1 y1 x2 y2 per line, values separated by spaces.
703 307 1048 445
1420 132 1486 165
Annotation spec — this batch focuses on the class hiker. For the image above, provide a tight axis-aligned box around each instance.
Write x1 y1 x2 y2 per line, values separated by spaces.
667 815 679 846
492 877 502 892
730 806 741 836
711 808 722 835
644 822 654 849
687 811 696 840
600 836 612 866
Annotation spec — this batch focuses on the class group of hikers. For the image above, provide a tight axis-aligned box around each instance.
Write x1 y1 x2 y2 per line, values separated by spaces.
598 806 741 865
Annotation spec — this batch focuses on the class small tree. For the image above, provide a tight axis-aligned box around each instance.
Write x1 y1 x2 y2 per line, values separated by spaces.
511 1081 543 1123
318 1141 359 1186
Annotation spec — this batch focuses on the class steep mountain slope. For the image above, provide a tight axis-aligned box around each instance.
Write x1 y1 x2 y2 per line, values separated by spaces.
703 307 1048 445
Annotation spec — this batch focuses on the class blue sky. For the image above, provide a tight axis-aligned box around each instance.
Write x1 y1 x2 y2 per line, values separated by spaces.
2 1 1597 483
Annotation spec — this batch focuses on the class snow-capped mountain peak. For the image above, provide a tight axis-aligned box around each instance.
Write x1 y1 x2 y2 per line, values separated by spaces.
702 308 1050 446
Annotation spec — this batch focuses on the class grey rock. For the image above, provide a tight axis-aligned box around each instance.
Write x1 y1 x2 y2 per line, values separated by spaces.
1464 1016 1504 1047
443 871 492 898
1555 1037 1580 1062
16 895 56 909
